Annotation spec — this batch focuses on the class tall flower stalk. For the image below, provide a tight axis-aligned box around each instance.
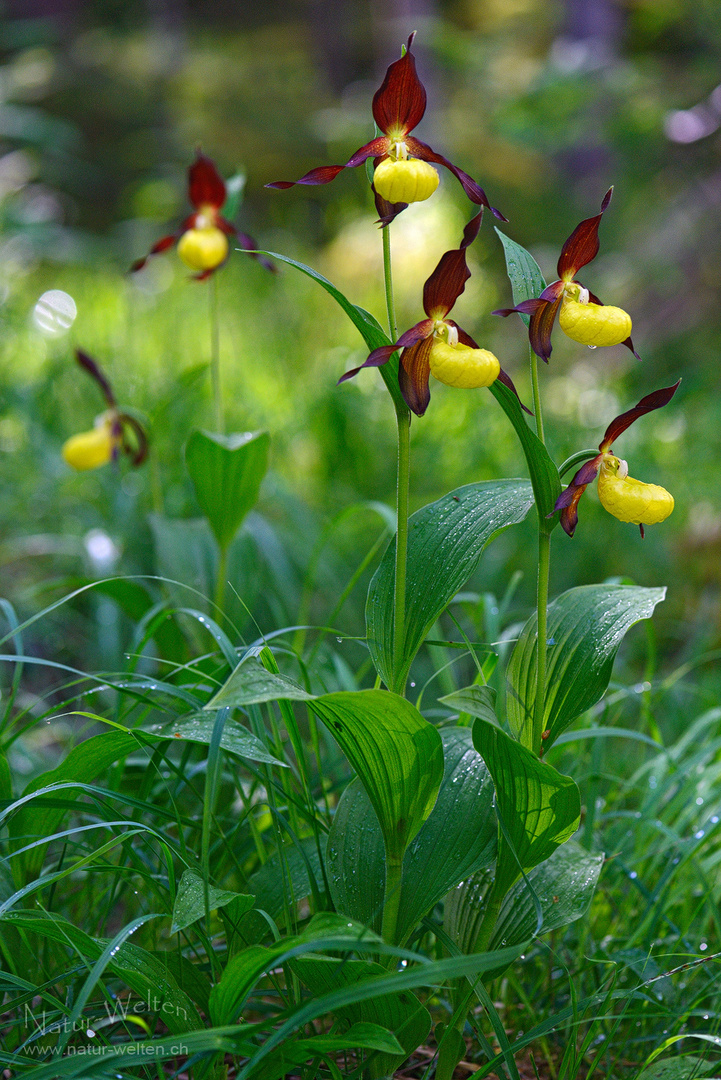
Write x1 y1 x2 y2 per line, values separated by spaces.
382 225 412 696
208 272 223 434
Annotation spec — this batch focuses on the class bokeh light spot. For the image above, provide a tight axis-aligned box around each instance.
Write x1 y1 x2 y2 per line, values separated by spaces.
33 290 77 336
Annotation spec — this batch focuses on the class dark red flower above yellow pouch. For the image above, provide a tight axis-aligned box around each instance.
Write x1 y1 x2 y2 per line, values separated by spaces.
339 212 522 416
62 350 148 471
553 382 680 538
131 152 274 280
494 188 637 362
267 34 505 224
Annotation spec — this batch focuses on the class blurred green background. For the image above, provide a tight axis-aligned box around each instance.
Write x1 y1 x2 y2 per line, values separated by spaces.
0 0 719 705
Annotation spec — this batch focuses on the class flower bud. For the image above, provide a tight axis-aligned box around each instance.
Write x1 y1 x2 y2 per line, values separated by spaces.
373 158 439 204
62 420 116 471
559 298 632 347
177 226 229 271
429 340 500 389
597 454 674 525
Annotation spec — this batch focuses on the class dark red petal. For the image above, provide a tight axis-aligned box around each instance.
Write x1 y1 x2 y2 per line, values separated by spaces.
552 456 603 537
599 380 681 452
372 33 426 136
405 136 507 220
622 336 641 360
492 298 547 318
266 164 347 189
559 492 585 537
540 279 565 302
496 367 533 414
266 139 389 190
373 183 408 227
236 231 278 273
118 413 149 466
216 216 237 236
338 319 433 383
345 137 391 168
422 213 482 318
75 349 116 408
189 152 226 210
193 268 218 282
529 296 562 362
399 335 433 416
556 187 613 280
129 233 178 273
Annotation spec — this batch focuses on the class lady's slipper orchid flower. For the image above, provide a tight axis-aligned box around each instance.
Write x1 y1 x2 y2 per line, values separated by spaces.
494 188 637 362
62 350 148 472
131 152 275 280
339 212 520 416
267 34 505 225
553 381 679 538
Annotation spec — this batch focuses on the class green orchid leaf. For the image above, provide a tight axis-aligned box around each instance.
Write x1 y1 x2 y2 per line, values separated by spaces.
439 684 498 725
490 840 603 949
396 727 497 943
327 777 386 934
185 429 270 551
252 250 407 414
145 713 286 767
495 227 546 320
507 584 667 749
171 869 254 934
472 718 581 895
309 690 443 862
206 654 313 709
367 479 534 692
210 913 383 1028
210 942 283 1025
298 1022 403 1055
293 955 430 1080
489 382 561 526
491 229 561 524
444 842 602 980
638 1056 721 1080
327 729 496 944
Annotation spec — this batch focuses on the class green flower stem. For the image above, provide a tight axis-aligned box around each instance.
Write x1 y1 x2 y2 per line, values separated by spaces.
473 878 507 955
393 405 411 693
382 224 398 342
529 346 545 445
380 855 403 955
209 272 222 434
530 343 550 755
534 527 552 754
214 543 228 614
382 224 411 695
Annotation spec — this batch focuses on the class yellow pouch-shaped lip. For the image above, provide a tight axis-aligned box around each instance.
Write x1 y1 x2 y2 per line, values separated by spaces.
598 458 674 525
429 340 500 389
177 226 229 271
559 298 632 347
62 422 116 471
373 158 439 204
